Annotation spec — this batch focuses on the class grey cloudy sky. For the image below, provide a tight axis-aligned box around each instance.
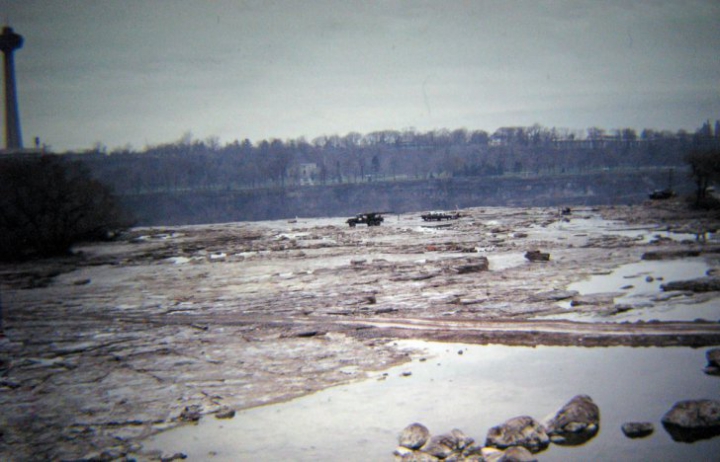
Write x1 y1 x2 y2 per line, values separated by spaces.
3 0 719 151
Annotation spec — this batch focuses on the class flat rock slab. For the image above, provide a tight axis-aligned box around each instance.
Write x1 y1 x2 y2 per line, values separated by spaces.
570 293 623 307
661 277 720 293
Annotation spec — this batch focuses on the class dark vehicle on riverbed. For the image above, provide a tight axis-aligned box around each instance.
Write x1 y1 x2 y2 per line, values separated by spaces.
421 211 461 221
650 168 675 200
346 212 385 227
649 189 675 200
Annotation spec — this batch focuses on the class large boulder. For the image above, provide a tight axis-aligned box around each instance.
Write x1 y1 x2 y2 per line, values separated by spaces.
704 348 720 376
446 428 475 453
399 423 431 450
524 250 550 262
421 429 476 460
485 415 549 453
214 406 236 419
454 256 490 274
178 405 202 422
420 435 455 459
545 395 600 445
661 399 720 442
395 425 480 461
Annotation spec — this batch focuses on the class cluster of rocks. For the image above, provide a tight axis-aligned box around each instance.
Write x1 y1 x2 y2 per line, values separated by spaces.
395 388 720 460
394 395 599 461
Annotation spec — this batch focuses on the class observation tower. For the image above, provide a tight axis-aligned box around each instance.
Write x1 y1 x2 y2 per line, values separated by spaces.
0 26 23 150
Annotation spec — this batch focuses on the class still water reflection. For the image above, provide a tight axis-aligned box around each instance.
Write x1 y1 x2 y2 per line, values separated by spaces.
538 257 720 322
143 342 720 461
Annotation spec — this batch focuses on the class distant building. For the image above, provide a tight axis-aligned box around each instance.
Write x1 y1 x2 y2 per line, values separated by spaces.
294 163 319 185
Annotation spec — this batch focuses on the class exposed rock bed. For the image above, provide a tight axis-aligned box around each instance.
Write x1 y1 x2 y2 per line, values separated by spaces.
1 201 720 460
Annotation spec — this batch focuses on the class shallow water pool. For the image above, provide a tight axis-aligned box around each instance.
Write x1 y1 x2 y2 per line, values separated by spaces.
539 257 720 322
542 215 712 244
142 341 720 461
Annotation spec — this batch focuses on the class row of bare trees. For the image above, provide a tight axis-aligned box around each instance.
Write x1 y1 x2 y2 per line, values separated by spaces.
65 123 720 196
2 123 717 263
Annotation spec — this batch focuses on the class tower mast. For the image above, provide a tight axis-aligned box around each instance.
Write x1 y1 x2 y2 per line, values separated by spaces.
0 26 23 150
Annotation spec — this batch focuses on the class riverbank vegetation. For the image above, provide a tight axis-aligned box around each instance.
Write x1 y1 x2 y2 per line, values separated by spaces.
0 156 133 261
64 121 720 196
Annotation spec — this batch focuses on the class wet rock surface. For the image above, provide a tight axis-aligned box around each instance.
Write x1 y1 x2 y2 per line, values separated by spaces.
621 421 655 438
524 250 550 262
661 399 720 442
545 394 600 445
485 415 550 453
394 395 604 460
394 425 487 461
642 249 703 260
1 201 720 460
705 348 720 375
399 423 431 450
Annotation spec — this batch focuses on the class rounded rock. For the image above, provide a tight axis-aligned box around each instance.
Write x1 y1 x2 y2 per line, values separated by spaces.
705 348 720 375
661 399 720 442
399 422 431 450
662 399 720 429
621 422 654 438
485 415 549 452
546 395 600 436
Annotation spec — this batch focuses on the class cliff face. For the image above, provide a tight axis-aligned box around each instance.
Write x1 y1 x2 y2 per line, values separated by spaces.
121 169 690 225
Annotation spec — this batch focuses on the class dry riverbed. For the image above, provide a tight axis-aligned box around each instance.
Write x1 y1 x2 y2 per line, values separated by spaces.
1 200 720 460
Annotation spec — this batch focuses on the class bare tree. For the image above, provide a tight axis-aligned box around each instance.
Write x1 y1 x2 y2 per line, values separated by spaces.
685 149 720 206
0 156 133 260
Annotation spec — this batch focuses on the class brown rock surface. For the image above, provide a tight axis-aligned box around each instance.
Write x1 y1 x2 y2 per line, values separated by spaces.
1 201 719 459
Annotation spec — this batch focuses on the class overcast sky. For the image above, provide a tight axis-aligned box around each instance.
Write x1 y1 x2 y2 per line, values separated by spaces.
3 0 719 151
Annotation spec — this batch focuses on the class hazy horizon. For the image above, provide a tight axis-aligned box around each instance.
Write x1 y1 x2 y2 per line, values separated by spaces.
2 0 719 151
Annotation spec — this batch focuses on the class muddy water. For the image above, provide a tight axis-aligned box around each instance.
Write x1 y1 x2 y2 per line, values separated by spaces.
142 342 720 461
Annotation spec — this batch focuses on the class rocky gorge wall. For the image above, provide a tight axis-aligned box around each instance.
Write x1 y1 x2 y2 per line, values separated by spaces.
121 168 693 226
